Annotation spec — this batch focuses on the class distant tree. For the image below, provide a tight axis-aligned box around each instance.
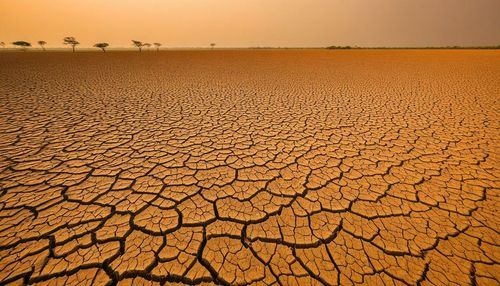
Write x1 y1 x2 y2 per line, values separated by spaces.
144 43 152 50
153 42 162 51
210 43 216 49
38 40 47 51
94 42 109 52
0 42 5 48
63 37 80 52
12 41 31 51
132 40 144 52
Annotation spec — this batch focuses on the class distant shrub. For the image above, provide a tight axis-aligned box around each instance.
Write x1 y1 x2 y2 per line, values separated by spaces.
326 46 352 49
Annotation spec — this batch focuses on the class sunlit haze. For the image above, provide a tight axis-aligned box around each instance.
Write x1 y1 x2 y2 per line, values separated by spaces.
1 0 500 48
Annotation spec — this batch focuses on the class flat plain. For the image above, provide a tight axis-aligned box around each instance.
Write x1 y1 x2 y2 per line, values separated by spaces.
0 50 499 285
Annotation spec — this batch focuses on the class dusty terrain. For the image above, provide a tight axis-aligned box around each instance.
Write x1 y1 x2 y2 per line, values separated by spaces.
0 50 499 285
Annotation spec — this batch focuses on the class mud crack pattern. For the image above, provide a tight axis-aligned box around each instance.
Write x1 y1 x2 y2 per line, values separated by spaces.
0 50 499 285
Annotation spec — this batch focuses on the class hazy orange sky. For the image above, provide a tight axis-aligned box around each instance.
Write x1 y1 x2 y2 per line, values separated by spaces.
1 0 499 48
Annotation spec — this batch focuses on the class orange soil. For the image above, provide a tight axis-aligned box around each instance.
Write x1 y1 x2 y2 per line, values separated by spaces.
0 50 499 285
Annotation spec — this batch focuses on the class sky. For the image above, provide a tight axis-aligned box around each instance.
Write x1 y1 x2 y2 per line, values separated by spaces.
1 0 499 48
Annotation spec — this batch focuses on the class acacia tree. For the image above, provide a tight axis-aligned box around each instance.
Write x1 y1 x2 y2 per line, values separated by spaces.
63 37 80 52
144 43 151 50
153 42 161 51
94 42 109 52
38 41 47 51
12 41 31 51
210 43 216 49
0 42 5 48
132 40 144 52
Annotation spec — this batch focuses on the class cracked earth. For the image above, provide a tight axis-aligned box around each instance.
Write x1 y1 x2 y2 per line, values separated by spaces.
0 50 499 285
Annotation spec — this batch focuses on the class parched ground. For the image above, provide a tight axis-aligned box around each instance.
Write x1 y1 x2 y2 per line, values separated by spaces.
0 50 499 286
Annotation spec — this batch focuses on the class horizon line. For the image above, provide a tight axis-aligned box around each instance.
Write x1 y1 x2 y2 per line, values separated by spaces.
1 45 500 51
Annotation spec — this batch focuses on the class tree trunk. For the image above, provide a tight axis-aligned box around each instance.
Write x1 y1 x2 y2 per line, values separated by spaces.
72 46 75 52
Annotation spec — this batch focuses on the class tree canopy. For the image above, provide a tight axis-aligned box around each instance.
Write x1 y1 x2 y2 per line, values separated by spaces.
154 42 162 51
132 40 144 51
12 41 31 47
38 41 47 50
63 37 80 52
94 42 109 52
12 41 31 51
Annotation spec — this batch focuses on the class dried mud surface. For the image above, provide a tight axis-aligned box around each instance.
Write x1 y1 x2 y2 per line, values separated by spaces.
0 50 499 285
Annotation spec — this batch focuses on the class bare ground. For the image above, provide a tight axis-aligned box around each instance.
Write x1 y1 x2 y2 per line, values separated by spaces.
0 50 499 285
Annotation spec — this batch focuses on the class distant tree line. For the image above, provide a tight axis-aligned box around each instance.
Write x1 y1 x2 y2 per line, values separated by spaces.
5 39 499 51
2 37 219 52
326 45 500 50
